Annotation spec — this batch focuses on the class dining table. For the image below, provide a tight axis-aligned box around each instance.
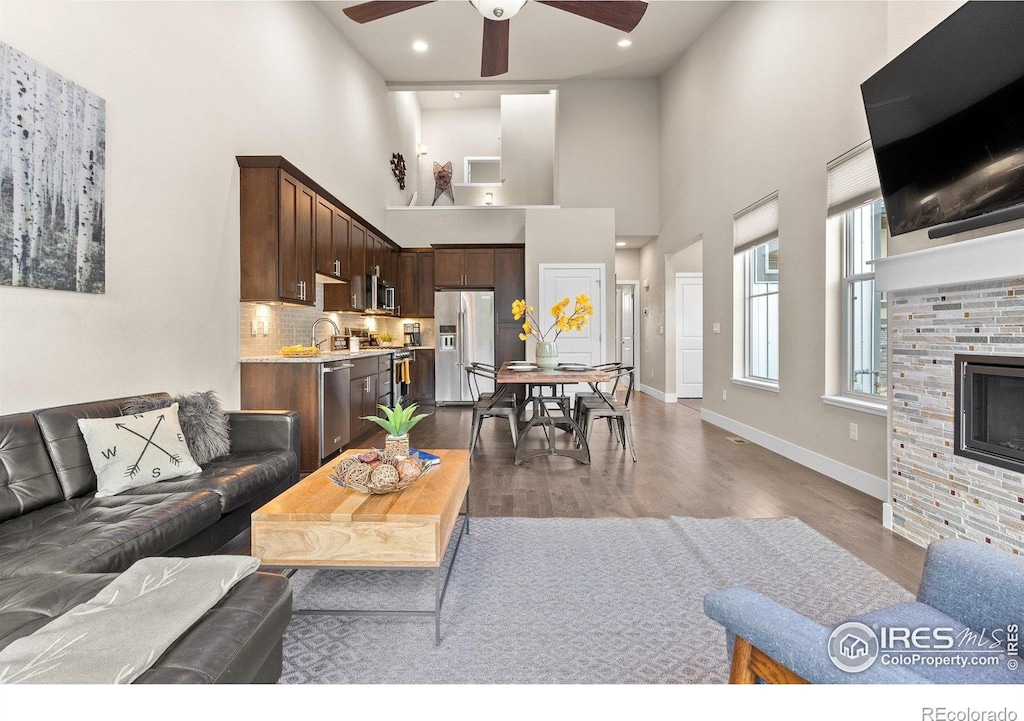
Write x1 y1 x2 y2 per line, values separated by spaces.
493 361 614 465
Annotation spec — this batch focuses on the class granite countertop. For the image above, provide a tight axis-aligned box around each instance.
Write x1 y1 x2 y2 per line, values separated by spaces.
240 348 397 364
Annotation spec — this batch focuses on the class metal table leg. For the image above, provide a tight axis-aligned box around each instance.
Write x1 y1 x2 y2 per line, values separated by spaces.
278 488 470 646
513 384 591 465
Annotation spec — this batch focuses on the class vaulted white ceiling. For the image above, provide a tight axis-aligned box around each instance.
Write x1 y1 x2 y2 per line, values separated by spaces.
316 0 730 84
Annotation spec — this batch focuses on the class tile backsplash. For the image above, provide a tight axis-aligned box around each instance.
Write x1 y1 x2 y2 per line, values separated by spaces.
239 283 433 356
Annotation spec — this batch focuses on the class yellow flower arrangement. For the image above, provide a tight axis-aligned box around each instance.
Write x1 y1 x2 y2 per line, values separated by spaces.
512 293 594 342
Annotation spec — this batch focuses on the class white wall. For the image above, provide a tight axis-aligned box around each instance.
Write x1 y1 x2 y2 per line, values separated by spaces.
615 248 641 281
500 94 556 206
671 241 702 273
556 80 660 237
416 106 500 206
524 209 616 364
387 91 422 208
653 0 959 484
0 1 396 413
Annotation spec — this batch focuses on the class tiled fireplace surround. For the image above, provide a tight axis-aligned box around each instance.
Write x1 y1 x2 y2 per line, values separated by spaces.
880 229 1024 555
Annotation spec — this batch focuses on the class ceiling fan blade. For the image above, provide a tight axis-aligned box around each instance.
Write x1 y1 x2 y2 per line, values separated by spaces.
481 18 510 77
343 1 436 24
536 1 648 33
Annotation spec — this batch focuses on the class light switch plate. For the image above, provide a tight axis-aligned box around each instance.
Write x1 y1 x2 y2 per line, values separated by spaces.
250 320 258 336
262 321 270 336
712 322 721 334
849 422 858 441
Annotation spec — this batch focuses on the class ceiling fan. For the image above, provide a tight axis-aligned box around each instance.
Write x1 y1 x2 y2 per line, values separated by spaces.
342 1 649 77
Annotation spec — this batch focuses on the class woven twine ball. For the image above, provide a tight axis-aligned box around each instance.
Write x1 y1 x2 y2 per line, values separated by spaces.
368 462 399 489
328 457 359 487
344 463 372 489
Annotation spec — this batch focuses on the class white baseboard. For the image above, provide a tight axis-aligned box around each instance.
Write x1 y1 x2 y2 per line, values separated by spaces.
638 384 677 403
700 409 888 501
882 502 893 530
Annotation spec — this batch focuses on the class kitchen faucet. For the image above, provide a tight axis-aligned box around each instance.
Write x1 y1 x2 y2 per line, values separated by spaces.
311 317 340 349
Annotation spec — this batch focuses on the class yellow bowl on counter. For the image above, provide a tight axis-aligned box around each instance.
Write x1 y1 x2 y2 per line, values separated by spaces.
280 345 320 357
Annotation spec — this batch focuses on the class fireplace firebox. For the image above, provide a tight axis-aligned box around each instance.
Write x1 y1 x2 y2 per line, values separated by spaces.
954 354 1024 474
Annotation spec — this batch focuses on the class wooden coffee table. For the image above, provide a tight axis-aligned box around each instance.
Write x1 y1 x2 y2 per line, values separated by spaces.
251 448 470 645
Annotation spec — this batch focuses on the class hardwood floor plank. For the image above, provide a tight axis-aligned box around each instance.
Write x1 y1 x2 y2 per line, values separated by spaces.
223 393 926 592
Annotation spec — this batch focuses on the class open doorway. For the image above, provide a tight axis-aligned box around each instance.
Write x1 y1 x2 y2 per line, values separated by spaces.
615 281 640 379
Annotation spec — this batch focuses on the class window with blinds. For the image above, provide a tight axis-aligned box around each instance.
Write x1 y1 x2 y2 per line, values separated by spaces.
734 192 780 385
829 143 888 401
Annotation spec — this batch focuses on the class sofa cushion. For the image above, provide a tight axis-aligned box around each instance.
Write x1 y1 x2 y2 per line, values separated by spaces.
0 571 290 684
117 450 298 513
0 572 116 649
0 491 221 578
122 391 231 465
78 403 202 497
0 414 64 523
135 572 292 683
34 393 170 500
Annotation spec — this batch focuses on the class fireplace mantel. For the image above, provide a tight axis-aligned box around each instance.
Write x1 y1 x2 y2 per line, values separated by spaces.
874 227 1024 293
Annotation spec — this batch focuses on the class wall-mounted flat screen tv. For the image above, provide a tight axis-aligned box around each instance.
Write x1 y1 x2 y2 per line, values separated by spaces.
861 2 1024 237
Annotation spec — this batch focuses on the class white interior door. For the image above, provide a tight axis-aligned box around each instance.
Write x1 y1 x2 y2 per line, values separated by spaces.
616 283 637 369
540 264 604 393
676 273 703 398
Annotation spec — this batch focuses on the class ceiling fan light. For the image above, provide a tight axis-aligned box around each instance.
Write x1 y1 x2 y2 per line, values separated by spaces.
470 0 527 21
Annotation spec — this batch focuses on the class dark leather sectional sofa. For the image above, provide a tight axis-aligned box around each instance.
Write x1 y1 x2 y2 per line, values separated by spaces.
0 393 298 683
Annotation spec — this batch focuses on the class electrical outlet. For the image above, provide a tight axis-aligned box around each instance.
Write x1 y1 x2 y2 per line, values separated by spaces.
722 389 727 401
262 321 270 336
658 324 664 335
712 322 721 334
250 321 258 336
849 422 859 441
649 368 654 379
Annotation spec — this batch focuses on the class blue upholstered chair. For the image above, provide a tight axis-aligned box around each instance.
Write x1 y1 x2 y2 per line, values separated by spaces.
704 539 1024 683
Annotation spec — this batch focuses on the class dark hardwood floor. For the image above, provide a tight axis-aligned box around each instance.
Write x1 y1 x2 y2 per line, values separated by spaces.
223 392 926 592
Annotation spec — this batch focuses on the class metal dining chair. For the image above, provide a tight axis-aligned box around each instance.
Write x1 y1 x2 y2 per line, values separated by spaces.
466 363 518 456
580 365 637 462
572 362 624 429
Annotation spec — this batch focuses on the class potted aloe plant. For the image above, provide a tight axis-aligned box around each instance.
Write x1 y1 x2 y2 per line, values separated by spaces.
361 401 430 459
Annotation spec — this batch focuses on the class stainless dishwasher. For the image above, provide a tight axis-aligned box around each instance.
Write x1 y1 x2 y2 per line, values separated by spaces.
320 360 354 461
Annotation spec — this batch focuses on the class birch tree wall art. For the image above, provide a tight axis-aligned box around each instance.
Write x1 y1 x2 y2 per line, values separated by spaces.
0 42 105 294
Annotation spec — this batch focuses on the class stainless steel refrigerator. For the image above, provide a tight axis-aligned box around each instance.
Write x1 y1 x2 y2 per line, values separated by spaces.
435 291 495 404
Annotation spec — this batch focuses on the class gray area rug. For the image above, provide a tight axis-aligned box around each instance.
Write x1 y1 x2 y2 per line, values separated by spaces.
282 517 911 683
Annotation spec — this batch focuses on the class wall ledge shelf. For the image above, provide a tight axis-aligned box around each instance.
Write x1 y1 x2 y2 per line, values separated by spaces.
874 226 1024 292
385 205 560 211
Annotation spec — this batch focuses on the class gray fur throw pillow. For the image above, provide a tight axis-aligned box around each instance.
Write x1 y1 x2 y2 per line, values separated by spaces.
122 390 230 465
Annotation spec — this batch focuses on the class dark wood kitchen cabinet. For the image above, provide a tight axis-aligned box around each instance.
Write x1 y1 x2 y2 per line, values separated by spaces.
417 252 435 317
239 167 315 305
398 250 435 317
399 251 416 316
432 247 495 288
315 195 350 281
494 247 526 323
240 363 321 472
411 349 435 404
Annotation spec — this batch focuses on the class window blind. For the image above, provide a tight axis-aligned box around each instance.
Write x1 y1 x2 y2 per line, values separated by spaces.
827 141 881 217
734 192 779 254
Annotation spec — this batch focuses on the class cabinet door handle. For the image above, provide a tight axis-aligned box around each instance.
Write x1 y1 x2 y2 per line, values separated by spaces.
298 281 306 301
352 293 357 307
334 259 340 276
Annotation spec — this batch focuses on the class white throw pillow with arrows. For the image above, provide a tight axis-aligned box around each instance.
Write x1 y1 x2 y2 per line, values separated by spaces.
79 402 203 497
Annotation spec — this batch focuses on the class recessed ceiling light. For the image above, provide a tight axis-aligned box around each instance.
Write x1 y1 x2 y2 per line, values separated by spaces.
616 241 627 247
454 92 462 99
412 40 429 53
617 39 632 48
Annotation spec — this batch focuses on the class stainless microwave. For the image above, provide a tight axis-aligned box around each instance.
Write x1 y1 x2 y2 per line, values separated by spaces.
365 268 395 314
